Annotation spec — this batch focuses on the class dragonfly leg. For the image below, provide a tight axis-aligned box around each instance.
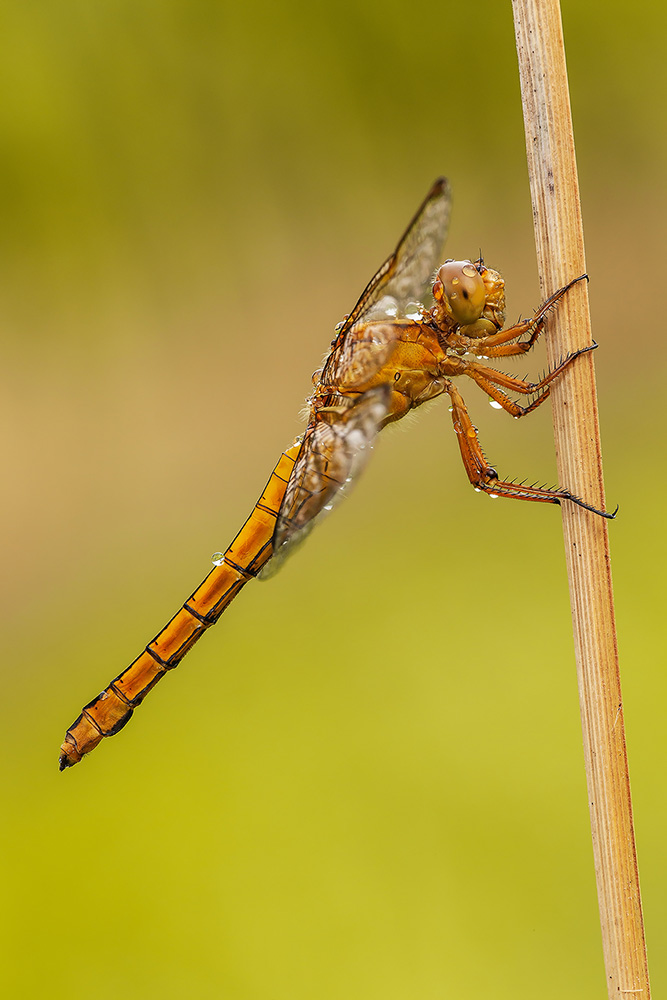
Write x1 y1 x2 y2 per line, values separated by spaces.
463 343 597 418
445 381 616 517
468 274 587 358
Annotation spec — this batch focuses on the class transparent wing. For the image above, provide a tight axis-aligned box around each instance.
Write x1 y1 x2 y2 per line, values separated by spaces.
261 386 391 578
322 178 451 387
263 181 451 577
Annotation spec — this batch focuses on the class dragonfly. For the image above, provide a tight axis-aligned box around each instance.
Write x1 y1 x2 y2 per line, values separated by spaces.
59 177 614 770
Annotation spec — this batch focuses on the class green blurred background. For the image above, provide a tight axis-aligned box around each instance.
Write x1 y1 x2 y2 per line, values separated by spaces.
2 1 665 997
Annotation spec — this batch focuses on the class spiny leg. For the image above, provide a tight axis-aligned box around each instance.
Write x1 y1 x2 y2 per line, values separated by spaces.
442 342 597 419
468 275 588 359
445 381 615 517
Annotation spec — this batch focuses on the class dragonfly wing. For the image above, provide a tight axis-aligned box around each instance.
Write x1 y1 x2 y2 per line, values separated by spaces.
261 385 390 577
326 320 401 391
323 178 451 386
263 181 451 577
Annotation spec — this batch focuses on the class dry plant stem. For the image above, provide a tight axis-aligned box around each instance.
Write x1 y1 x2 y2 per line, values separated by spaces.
511 2 650 997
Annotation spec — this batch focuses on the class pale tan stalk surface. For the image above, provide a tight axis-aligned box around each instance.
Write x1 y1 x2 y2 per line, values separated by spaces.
512 1 650 996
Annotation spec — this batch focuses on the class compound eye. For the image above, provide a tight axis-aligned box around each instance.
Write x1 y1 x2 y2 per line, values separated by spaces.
436 260 486 325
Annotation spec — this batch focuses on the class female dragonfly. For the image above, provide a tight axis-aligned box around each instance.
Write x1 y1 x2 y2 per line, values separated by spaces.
59 178 613 769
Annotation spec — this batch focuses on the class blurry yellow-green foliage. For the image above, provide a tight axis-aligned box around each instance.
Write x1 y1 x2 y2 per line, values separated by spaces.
2 2 665 998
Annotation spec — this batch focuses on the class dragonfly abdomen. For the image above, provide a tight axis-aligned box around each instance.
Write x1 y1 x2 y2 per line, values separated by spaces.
58 443 300 769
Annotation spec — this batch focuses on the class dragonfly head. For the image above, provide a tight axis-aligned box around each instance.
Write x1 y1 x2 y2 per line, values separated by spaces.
433 259 506 337
434 260 486 326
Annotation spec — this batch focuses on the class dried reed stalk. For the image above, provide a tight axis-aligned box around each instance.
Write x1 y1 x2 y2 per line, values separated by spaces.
511 2 650 996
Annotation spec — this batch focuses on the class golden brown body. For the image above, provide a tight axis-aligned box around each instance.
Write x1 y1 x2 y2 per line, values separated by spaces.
59 179 612 769
59 446 299 766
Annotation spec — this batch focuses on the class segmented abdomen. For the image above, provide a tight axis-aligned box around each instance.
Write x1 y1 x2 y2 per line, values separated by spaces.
58 444 300 769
